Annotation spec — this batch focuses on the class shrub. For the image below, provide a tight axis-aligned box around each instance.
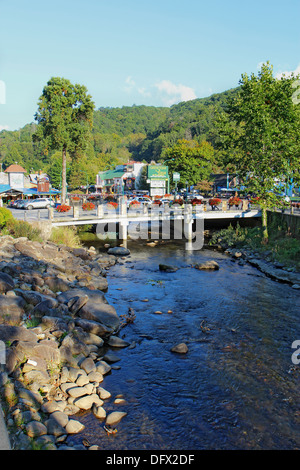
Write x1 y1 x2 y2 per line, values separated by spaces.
191 198 202 205
4 219 42 241
209 198 222 206
228 196 242 206
107 202 118 209
82 202 95 211
56 204 71 212
50 226 82 248
0 207 14 227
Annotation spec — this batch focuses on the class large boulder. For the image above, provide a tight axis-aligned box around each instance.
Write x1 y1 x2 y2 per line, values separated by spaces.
57 288 119 331
0 272 15 293
107 246 130 256
159 264 178 273
0 325 38 343
194 260 219 270
0 296 26 325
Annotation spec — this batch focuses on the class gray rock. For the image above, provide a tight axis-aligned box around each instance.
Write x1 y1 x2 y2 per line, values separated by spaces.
47 418 67 437
15 289 57 306
74 394 103 410
159 264 178 273
92 405 106 419
107 335 130 348
74 318 113 337
194 260 219 270
107 246 130 256
26 421 47 438
0 325 38 343
65 419 85 434
0 272 15 292
80 357 96 374
105 411 127 426
0 296 26 325
171 343 188 354
103 353 120 363
97 387 111 400
95 360 111 375
41 400 66 414
49 411 69 428
33 300 61 319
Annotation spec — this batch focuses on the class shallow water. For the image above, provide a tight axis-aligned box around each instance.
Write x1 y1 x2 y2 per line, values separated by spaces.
69 241 300 450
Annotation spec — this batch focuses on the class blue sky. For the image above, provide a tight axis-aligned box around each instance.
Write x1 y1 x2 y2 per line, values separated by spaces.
0 0 299 131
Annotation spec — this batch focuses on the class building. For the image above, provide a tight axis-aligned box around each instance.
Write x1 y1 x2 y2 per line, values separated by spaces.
0 165 60 202
96 161 146 194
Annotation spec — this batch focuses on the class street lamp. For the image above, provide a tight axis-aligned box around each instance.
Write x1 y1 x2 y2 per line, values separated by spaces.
80 170 89 194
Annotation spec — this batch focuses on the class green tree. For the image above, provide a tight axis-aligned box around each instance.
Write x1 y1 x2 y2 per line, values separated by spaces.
162 139 216 188
216 62 300 242
33 77 95 203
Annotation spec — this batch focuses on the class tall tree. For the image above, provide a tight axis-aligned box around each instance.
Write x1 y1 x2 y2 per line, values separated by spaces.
33 77 95 203
162 139 216 188
216 62 300 242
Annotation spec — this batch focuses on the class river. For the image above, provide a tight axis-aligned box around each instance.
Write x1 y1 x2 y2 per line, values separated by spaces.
69 240 300 450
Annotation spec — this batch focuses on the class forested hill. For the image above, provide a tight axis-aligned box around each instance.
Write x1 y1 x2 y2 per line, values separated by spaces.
0 87 238 187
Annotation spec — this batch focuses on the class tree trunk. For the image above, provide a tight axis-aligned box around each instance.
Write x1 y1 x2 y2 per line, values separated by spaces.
261 206 268 244
61 146 67 204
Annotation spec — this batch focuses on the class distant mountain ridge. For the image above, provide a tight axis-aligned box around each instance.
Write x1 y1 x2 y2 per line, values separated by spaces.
0 87 238 185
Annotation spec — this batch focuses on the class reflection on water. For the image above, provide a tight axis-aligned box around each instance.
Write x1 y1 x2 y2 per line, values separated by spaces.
69 241 300 450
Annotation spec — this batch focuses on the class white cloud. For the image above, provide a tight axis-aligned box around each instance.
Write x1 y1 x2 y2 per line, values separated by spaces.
138 87 151 98
0 125 9 132
154 80 197 106
275 64 300 79
124 76 136 93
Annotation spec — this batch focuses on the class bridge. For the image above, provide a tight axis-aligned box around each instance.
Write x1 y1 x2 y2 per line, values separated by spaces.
10 202 262 243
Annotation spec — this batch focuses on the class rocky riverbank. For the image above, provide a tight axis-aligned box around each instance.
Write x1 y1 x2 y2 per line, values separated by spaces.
0 235 131 450
208 242 300 288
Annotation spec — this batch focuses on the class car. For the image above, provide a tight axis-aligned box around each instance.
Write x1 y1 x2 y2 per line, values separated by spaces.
15 199 26 209
9 199 22 208
127 196 152 208
23 198 55 210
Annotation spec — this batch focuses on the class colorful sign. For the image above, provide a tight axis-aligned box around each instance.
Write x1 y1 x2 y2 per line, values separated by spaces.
147 165 168 179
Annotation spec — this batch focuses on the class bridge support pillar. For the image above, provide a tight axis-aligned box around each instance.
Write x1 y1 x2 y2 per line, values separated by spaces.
119 220 128 241
184 206 193 242
120 203 127 216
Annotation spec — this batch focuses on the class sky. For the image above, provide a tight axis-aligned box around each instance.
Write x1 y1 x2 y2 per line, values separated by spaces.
0 0 299 131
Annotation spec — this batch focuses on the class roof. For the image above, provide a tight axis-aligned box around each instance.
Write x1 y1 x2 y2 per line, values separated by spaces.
0 185 60 195
98 170 125 180
0 184 13 194
4 164 27 173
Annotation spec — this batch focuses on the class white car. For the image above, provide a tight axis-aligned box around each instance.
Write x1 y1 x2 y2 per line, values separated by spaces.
23 198 55 210
127 197 152 208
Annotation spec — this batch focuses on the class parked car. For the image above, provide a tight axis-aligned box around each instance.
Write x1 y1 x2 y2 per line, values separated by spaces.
15 199 26 209
9 199 22 208
23 198 55 210
127 196 152 208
